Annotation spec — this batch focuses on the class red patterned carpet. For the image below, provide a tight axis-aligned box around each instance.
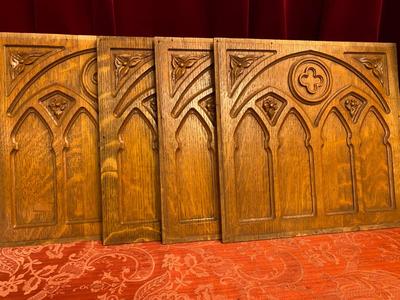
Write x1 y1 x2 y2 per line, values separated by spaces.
1 228 400 299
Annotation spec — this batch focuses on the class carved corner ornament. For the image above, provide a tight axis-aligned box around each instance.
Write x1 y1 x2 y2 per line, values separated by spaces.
9 51 50 80
229 54 261 88
355 56 385 87
114 53 151 87
171 54 207 83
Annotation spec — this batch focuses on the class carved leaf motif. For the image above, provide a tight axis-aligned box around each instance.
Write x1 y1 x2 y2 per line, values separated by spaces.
229 55 261 87
356 57 384 86
40 91 74 125
341 95 366 123
199 96 216 122
262 97 279 119
114 54 150 85
171 55 206 82
10 52 49 80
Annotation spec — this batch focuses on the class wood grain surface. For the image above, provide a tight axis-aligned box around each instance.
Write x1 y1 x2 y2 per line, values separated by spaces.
155 37 221 243
0 33 101 246
97 37 161 245
214 38 400 242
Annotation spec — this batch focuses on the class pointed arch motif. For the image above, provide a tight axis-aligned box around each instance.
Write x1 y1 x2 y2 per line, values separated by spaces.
117 108 159 225
277 109 315 218
359 107 395 212
321 108 357 214
233 109 274 222
175 109 218 223
11 108 57 228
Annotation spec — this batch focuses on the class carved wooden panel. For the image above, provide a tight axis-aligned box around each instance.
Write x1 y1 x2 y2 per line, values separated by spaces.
98 37 160 244
155 37 220 243
0 33 101 246
214 38 400 242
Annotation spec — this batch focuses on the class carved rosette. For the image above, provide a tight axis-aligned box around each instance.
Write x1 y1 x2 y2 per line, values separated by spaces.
256 94 286 125
229 54 261 88
289 58 332 104
341 94 366 123
114 53 151 88
82 56 98 100
170 54 207 83
39 91 75 125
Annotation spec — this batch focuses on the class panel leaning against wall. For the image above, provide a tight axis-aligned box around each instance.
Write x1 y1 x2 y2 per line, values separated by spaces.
0 33 101 246
98 37 161 245
214 38 400 242
155 37 221 243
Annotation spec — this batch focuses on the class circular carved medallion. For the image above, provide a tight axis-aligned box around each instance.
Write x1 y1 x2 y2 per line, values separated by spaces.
82 56 97 100
289 58 331 104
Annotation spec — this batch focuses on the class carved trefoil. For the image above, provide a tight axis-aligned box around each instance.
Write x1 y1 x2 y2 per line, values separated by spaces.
114 53 152 90
229 54 261 88
171 54 207 83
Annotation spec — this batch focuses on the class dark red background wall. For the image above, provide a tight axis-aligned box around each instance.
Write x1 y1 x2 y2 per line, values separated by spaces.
1 0 399 71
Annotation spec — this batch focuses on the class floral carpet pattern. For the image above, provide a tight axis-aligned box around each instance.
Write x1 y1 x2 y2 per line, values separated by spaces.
1 228 400 299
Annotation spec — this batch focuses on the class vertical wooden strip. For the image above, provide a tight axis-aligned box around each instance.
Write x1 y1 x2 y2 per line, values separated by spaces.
98 37 160 245
155 37 220 243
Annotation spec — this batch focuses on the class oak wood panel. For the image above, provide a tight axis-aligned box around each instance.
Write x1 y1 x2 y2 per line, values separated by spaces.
155 37 221 243
214 38 400 242
97 37 161 245
0 32 101 246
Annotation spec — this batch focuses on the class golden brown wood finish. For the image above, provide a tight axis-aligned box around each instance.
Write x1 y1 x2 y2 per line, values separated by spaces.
98 37 160 244
0 33 101 246
155 37 220 243
214 38 400 242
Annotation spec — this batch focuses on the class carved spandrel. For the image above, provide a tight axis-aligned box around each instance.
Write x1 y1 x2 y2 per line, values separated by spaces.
340 93 367 123
113 52 152 92
171 54 207 83
5 46 64 96
346 52 389 95
229 54 261 88
39 90 75 126
255 94 287 125
198 96 216 124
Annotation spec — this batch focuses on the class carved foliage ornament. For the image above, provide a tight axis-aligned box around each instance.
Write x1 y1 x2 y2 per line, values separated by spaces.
114 53 151 85
229 54 261 87
262 96 279 119
10 51 50 80
199 96 216 123
40 91 74 125
171 54 207 83
341 94 366 123
255 94 286 125
355 56 384 86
